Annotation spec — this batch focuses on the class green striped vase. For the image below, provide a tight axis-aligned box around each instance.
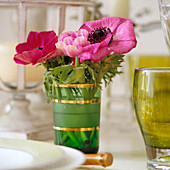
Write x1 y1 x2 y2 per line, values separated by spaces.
52 84 101 153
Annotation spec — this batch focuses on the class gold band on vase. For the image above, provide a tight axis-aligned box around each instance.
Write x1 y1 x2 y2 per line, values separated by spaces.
52 99 101 104
53 126 100 131
52 83 100 88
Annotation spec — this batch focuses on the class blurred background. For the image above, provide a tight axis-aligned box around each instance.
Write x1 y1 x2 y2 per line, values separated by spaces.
0 0 169 135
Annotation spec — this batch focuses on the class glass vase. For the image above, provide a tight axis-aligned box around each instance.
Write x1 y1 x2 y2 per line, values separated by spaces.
52 84 101 154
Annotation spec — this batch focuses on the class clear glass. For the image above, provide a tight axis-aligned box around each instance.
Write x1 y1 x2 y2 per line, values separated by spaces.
133 67 170 169
159 0 170 52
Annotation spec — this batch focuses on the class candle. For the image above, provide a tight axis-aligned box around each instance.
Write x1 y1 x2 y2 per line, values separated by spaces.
25 65 45 82
0 42 45 82
0 42 17 82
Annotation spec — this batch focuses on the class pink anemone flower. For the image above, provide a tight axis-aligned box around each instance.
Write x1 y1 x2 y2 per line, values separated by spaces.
56 29 90 59
13 30 59 65
79 17 137 62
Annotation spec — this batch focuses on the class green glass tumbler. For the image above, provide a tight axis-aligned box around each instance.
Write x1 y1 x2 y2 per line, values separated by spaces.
133 67 170 169
52 84 101 154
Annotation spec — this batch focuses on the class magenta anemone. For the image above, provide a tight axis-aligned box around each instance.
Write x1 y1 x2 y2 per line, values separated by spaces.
78 17 137 62
13 31 59 65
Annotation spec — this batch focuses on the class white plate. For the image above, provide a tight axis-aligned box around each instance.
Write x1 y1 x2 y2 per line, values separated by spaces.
49 146 86 170
0 138 85 170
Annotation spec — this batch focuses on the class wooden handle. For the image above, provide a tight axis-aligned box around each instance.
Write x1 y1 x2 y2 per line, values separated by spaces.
83 152 113 167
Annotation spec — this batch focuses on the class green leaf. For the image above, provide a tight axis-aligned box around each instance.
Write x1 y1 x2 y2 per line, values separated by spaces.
42 53 125 102
87 66 96 84
63 67 85 84
60 65 75 82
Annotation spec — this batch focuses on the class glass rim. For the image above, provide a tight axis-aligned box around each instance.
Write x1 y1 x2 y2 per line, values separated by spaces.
52 83 101 88
158 0 170 5
135 67 170 72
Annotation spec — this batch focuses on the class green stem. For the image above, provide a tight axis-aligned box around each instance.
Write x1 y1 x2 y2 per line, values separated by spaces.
90 130 95 141
55 87 62 100
65 88 75 100
52 85 55 99
81 88 89 100
97 71 103 83
72 88 80 99
66 131 81 149
88 88 92 99
90 130 98 147
61 133 69 145
91 87 98 99
80 131 89 142
75 56 79 67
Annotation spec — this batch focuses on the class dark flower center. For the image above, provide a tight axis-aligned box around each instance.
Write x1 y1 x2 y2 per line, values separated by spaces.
88 27 112 44
35 47 43 50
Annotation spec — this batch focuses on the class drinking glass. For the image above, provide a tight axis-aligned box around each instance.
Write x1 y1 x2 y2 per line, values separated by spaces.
133 67 170 170
159 0 170 52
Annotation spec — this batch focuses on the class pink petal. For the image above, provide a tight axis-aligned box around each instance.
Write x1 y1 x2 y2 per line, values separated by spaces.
78 52 91 61
101 17 124 32
79 24 90 32
71 31 79 38
109 40 137 54
42 36 58 56
73 36 90 47
90 47 108 62
82 34 112 53
27 31 43 49
16 42 32 54
79 47 108 62
83 43 101 53
77 29 89 37
59 31 73 41
14 50 43 65
112 19 136 42
79 17 137 54
79 20 103 32
56 41 67 55
100 33 112 48
13 54 30 65
39 31 57 45
63 37 74 45
38 48 63 63
66 45 82 58
80 17 126 33
25 50 43 65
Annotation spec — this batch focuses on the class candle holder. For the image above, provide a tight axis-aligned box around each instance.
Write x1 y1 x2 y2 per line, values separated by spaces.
0 81 52 140
0 0 95 140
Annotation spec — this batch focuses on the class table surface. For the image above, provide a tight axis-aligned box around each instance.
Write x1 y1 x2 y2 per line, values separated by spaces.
76 117 147 170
